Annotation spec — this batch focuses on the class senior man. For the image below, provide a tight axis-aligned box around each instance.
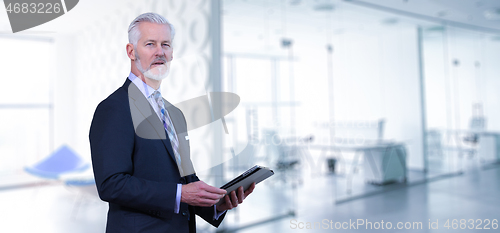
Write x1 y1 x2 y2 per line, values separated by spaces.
89 12 255 233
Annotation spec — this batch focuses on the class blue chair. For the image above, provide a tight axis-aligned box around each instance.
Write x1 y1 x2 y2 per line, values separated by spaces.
25 145 90 179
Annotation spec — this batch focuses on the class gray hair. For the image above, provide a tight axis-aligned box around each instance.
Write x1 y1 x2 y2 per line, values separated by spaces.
128 12 175 46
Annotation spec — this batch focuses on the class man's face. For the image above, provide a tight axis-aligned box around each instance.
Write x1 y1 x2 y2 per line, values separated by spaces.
134 22 173 81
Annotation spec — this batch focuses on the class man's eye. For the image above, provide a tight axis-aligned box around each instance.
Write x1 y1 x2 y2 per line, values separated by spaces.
146 43 153 46
163 44 170 47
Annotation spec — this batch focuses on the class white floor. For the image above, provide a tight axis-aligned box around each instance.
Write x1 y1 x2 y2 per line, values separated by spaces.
0 183 107 233
1 162 499 233
227 164 500 233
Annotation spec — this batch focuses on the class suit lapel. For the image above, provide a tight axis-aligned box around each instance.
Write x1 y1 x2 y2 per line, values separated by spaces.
126 80 177 163
164 99 196 176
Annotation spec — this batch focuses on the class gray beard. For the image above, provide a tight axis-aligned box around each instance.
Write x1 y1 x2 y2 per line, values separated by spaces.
135 57 170 81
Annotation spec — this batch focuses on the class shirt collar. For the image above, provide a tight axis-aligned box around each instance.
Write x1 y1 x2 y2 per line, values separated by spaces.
127 72 161 99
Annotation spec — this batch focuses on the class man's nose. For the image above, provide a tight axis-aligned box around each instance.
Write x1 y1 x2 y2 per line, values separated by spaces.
154 44 165 57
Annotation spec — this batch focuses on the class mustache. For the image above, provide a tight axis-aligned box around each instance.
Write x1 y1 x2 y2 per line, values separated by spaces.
150 57 168 66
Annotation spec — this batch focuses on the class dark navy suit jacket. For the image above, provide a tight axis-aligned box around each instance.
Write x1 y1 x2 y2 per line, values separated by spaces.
90 79 225 233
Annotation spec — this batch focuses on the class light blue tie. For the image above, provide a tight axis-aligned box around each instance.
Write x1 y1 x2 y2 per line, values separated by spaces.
153 91 183 175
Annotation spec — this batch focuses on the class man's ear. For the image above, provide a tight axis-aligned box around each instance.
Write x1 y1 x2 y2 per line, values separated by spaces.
126 43 136 60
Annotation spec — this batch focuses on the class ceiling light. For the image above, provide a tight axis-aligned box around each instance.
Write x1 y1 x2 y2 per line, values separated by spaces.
381 18 399 25
313 0 335 12
437 11 447 17
425 26 445 32
484 8 500 20
314 3 335 11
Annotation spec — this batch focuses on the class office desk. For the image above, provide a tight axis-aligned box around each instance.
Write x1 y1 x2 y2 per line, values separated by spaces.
433 129 500 163
308 142 407 192
477 132 500 163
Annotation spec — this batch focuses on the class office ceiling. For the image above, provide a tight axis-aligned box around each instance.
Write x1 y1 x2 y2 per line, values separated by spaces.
221 0 500 54
350 0 500 32
0 0 131 34
222 0 500 33
0 0 498 35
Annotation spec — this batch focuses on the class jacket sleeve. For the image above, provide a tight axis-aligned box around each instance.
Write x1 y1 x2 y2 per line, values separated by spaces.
195 206 227 227
89 98 177 219
186 174 226 227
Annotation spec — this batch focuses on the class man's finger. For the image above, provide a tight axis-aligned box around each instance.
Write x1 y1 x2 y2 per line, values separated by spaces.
200 198 219 207
230 190 238 207
201 191 225 201
225 195 232 209
237 186 244 203
244 182 256 197
204 185 227 195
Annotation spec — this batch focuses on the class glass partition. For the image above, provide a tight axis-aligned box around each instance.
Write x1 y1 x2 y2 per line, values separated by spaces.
422 26 500 176
220 0 426 230
220 0 500 231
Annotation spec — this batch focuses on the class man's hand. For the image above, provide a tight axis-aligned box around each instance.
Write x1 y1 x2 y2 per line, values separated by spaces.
216 182 255 212
181 181 227 207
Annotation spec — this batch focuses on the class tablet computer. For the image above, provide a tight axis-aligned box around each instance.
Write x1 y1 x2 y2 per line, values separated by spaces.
216 165 274 206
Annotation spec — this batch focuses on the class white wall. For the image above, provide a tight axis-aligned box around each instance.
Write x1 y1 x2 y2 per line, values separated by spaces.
423 32 450 129
221 0 434 170
332 27 424 170
423 28 500 133
0 36 53 172
53 34 77 156
224 25 426 170
47 0 224 175
482 38 500 131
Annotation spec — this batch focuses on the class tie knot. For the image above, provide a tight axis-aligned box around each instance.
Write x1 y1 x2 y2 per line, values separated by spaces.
153 91 165 110
153 90 162 102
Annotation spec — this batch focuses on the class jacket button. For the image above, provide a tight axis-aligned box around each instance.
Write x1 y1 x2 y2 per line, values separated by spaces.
182 211 187 216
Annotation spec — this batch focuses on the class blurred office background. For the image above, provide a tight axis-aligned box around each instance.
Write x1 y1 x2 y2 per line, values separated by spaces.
1 0 499 232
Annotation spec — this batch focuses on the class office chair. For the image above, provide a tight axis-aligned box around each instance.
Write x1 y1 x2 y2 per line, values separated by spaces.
462 104 486 158
61 171 99 219
426 130 443 157
24 145 90 179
